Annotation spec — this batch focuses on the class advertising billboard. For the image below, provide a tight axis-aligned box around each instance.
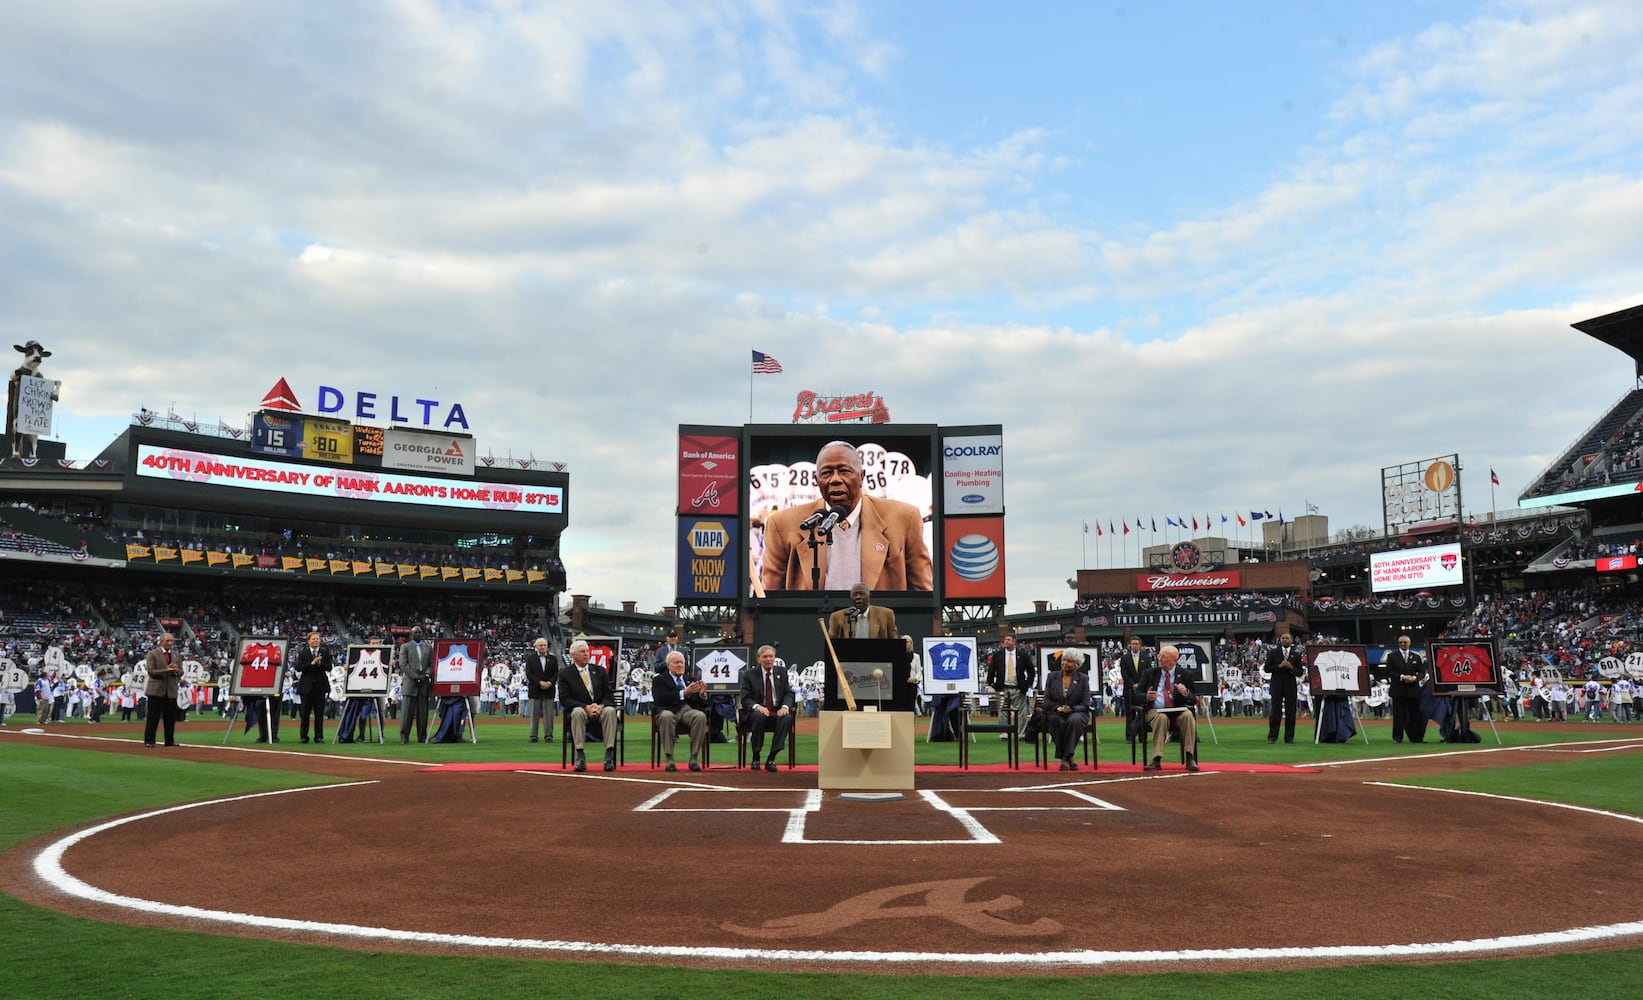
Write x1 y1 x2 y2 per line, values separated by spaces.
383 426 476 475
942 516 1005 601
1369 542 1464 593
677 517 738 599
678 433 739 516
940 433 1003 515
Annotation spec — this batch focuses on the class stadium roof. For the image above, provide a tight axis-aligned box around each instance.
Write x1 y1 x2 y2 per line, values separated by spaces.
1573 303 1643 378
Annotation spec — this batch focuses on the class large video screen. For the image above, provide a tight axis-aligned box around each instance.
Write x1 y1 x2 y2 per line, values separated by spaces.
1369 542 1463 594
746 429 936 597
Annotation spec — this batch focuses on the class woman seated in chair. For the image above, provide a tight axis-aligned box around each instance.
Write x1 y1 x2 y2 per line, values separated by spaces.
1044 649 1092 771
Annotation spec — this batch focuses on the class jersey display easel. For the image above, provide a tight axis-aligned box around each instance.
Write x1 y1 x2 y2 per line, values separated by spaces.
224 636 290 746
1430 639 1503 745
1309 644 1371 745
429 638 484 744
336 644 391 745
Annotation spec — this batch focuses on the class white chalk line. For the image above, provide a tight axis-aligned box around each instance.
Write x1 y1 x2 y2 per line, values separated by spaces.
1311 736 1643 767
0 727 431 767
26 766 1643 966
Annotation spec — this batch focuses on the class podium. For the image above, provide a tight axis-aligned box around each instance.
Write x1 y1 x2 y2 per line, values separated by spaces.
818 710 915 789
817 638 916 790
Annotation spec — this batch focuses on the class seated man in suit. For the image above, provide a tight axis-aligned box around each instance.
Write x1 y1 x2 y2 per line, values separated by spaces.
827 583 898 638
739 645 795 772
558 639 619 772
1043 648 1092 771
1134 644 1201 773
653 649 709 772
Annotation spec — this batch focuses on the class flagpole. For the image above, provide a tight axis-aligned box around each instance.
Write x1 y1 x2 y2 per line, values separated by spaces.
1082 524 1087 569
749 355 753 421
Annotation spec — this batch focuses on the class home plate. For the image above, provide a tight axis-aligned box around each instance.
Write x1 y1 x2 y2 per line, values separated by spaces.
839 792 905 802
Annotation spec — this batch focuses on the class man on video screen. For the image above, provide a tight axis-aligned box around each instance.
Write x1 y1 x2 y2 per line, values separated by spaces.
759 440 933 593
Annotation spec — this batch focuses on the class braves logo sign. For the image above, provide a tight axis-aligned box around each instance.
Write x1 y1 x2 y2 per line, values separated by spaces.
1440 552 1458 571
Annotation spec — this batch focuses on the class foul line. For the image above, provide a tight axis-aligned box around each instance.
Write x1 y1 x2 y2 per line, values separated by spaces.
1311 736 1643 767
0 728 433 767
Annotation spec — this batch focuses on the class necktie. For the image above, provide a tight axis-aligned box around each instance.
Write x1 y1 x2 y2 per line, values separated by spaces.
1005 652 1015 687
1163 671 1174 708
580 666 592 696
765 670 775 709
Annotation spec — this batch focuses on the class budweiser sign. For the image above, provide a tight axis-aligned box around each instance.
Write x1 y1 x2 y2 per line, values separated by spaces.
1136 571 1241 592
791 390 890 424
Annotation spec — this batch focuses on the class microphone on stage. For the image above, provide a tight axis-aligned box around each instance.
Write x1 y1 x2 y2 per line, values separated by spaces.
817 506 847 533
845 607 862 621
798 509 828 530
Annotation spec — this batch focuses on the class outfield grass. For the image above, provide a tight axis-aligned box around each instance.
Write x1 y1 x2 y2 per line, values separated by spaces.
2 726 1639 998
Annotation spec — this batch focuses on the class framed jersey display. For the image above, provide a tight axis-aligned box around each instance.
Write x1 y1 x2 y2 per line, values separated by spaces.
344 644 393 697
432 639 485 696
922 636 979 695
694 645 751 695
1306 644 1371 696
1429 639 1502 694
230 636 289 697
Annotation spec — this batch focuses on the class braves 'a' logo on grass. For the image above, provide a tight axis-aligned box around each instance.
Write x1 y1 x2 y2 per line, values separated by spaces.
721 877 1061 938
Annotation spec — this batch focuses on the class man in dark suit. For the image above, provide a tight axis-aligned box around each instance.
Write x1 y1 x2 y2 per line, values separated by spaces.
653 649 709 771
758 441 932 593
1264 633 1305 744
827 583 899 638
295 631 332 744
739 645 795 771
524 636 558 743
1384 634 1428 743
984 630 1033 740
559 639 619 771
1135 645 1200 772
393 626 432 744
1118 636 1154 742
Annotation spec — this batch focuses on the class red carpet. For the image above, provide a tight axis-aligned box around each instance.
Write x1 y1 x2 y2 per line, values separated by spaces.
425 760 1315 775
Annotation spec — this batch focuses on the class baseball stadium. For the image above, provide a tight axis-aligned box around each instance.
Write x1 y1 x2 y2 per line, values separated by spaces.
5 307 1643 999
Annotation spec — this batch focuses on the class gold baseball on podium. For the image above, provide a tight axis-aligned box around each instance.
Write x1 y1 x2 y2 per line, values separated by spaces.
872 668 884 680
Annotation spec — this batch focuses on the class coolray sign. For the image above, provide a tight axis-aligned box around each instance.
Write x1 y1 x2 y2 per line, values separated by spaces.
256 379 470 430
1369 542 1463 593
1135 571 1241 592
382 426 476 476
941 434 1003 514
790 390 889 424
136 445 560 514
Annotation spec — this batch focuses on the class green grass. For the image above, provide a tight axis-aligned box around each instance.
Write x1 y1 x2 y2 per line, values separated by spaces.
3 723 1641 998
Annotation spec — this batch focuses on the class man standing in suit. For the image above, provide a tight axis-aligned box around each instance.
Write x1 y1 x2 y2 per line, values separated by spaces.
142 633 183 747
393 626 432 745
295 631 331 744
739 645 795 771
559 639 619 772
1264 633 1305 744
1384 634 1428 743
1118 636 1154 742
984 630 1033 740
827 583 899 638
1136 644 1200 772
653 650 709 771
759 441 933 593
524 636 558 743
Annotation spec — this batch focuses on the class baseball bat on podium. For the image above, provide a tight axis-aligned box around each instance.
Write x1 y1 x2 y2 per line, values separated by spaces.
818 619 859 712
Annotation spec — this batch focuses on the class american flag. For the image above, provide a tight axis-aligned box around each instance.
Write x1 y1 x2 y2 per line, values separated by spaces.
751 350 783 374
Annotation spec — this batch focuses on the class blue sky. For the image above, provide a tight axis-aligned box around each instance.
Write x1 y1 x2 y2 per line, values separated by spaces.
5 0 1642 612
